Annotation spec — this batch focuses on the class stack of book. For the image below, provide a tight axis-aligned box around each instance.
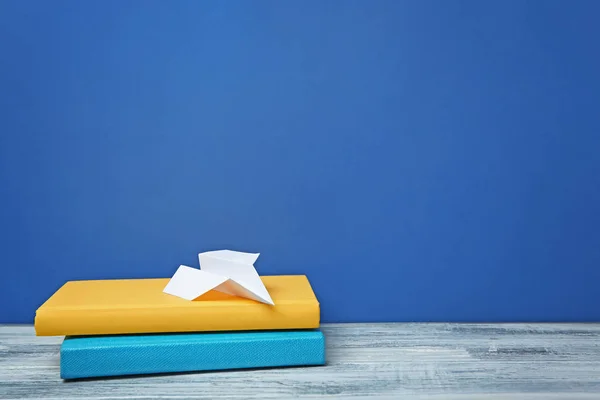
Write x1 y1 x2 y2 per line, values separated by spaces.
35 275 323 379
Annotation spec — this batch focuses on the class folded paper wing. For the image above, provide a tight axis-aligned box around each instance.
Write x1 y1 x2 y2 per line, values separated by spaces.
163 250 274 305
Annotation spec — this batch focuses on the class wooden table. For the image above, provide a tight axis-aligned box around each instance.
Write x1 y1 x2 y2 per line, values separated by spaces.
1 323 599 399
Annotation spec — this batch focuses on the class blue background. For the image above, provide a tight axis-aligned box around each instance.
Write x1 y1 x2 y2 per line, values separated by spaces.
1 0 599 323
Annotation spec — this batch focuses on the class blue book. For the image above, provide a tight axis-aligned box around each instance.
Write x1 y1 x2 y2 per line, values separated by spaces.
60 330 325 379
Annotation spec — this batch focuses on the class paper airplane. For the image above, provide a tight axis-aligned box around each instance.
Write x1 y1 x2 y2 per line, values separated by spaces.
163 250 274 305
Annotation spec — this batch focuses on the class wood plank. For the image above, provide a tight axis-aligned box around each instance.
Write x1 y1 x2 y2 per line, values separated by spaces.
1 323 599 399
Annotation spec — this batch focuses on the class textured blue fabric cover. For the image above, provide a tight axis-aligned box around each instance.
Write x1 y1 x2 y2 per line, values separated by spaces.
60 330 325 379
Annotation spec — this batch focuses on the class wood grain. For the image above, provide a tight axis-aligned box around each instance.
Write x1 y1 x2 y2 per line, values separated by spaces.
1 323 599 399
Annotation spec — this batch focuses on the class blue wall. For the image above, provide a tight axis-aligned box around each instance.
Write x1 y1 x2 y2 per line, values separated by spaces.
1 0 599 323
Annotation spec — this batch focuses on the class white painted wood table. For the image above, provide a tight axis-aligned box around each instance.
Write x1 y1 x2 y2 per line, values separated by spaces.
1 323 600 399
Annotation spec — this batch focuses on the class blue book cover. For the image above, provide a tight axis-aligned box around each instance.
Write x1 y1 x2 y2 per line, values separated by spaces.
61 330 325 379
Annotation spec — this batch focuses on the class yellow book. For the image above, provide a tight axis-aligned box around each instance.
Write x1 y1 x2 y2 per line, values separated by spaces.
35 275 320 336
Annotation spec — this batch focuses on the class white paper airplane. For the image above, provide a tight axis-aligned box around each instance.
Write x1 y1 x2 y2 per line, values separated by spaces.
163 250 274 305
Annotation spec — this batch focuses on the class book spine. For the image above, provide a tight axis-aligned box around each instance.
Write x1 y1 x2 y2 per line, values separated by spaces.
60 331 326 379
35 302 320 336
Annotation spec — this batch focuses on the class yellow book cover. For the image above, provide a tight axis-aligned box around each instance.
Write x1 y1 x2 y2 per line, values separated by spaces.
35 275 320 336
